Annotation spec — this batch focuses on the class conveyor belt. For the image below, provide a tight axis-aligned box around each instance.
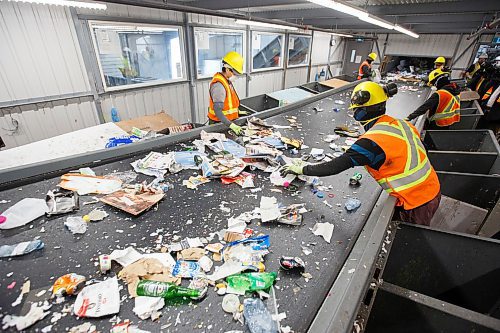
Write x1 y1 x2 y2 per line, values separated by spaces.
0 82 429 332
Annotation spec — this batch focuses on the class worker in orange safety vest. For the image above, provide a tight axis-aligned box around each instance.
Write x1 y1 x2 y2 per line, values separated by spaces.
281 81 441 226
357 53 377 80
406 68 460 129
207 51 245 135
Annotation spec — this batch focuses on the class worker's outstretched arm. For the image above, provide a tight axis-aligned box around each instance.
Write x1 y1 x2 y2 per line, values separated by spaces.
406 93 439 121
282 138 385 177
213 103 231 126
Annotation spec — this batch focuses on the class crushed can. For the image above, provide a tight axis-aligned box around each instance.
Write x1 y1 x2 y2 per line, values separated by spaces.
279 256 305 271
349 172 363 186
52 273 86 297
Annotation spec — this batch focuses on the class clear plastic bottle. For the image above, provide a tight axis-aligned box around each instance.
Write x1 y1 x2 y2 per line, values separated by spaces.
243 298 279 333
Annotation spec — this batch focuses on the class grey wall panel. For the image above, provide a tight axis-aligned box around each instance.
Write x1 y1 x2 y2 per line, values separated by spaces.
76 4 183 22
0 100 99 149
0 2 90 103
285 67 309 89
100 83 192 124
249 71 284 96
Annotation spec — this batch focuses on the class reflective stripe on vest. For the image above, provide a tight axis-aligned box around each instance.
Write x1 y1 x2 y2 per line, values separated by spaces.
469 62 481 77
482 87 493 101
429 90 460 126
475 77 485 91
368 121 432 193
208 73 239 121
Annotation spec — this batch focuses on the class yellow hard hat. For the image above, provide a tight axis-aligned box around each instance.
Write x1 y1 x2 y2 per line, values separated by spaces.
368 52 377 61
350 81 389 109
434 56 446 64
427 68 450 86
222 51 244 74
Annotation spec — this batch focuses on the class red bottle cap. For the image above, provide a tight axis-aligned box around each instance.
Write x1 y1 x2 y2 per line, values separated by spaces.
0 216 6 224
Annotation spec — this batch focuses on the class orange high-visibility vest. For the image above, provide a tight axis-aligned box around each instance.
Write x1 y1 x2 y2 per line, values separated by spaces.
208 73 240 122
482 87 493 101
361 115 441 210
429 90 460 127
357 60 371 80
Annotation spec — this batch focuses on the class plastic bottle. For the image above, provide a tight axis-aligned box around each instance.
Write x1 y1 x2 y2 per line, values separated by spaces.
243 298 279 333
226 272 277 293
0 239 44 258
136 280 203 300
111 107 121 122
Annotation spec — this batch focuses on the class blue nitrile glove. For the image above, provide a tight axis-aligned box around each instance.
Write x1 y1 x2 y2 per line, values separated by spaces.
229 123 243 136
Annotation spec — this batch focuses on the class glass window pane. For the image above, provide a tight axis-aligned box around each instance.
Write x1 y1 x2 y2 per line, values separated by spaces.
288 35 312 66
194 28 245 78
251 32 283 71
90 22 184 90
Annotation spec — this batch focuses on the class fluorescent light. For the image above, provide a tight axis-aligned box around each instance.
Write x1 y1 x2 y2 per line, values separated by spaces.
6 0 106 10
394 24 419 38
307 0 367 18
332 32 353 38
359 15 394 30
235 19 298 31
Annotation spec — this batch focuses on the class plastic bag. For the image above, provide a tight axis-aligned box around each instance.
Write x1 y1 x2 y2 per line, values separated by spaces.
74 277 120 317
0 198 48 230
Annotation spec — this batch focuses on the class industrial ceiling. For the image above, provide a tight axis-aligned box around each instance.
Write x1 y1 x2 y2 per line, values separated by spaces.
167 0 500 35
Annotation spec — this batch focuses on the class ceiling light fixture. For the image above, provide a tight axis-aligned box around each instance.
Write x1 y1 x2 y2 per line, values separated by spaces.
359 15 394 30
235 19 299 31
5 0 106 10
307 0 367 17
331 32 353 38
394 24 420 39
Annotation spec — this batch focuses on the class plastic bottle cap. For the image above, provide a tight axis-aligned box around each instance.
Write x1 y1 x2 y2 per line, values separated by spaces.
0 216 6 224
283 181 290 187
222 294 240 313
82 215 91 223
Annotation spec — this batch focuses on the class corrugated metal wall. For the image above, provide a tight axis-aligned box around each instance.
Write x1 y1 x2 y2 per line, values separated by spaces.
285 67 309 88
249 70 284 96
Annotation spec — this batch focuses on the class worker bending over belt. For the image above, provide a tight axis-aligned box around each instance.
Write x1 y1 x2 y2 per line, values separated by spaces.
208 51 245 136
357 53 377 80
282 82 441 226
406 68 460 129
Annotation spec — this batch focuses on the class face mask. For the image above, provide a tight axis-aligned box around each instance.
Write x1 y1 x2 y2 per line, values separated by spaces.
353 108 367 121
228 75 237 82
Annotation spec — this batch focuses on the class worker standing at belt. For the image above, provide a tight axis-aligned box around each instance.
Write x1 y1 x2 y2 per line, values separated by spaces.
281 82 441 226
406 68 460 129
463 53 488 81
357 53 377 80
208 51 244 135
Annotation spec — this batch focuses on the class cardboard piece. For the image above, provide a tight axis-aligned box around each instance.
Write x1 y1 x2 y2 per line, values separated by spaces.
116 112 180 134
320 78 350 89
460 90 480 102
100 189 164 215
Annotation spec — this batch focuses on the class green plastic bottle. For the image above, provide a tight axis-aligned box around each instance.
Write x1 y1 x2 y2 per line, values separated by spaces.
136 280 203 299
226 272 277 292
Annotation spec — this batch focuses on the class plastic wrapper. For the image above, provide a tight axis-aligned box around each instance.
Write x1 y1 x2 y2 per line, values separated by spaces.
222 235 270 265
171 260 201 278
52 273 86 297
46 189 79 216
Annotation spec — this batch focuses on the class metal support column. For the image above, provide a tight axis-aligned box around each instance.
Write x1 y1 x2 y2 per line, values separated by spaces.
183 13 199 123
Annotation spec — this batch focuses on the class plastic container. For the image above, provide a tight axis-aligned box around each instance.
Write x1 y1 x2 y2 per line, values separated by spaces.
243 298 279 333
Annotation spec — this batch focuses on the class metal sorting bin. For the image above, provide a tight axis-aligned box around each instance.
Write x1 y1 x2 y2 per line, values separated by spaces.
424 130 500 175
238 94 280 114
366 223 500 333
300 81 334 94
451 100 484 130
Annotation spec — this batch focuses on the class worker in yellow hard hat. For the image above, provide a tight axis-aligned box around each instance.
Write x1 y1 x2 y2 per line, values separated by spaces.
207 51 245 135
434 56 446 70
357 53 377 80
407 68 460 129
281 81 441 226
464 53 488 81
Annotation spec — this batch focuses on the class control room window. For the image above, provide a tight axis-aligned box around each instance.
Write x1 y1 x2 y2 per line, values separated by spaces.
194 27 245 78
287 35 312 67
251 32 284 72
89 21 185 91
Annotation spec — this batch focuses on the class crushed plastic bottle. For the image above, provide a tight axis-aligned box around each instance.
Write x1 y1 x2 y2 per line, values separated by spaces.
0 239 44 258
111 107 121 122
345 198 361 212
243 298 279 333
226 272 277 293
136 280 206 300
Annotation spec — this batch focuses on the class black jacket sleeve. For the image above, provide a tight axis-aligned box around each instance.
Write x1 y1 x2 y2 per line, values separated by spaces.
361 64 371 78
407 93 439 120
303 154 354 177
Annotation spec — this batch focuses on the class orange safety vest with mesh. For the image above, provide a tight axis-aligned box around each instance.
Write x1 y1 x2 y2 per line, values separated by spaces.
357 60 371 80
482 87 493 101
429 90 460 127
360 115 440 210
208 73 240 122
